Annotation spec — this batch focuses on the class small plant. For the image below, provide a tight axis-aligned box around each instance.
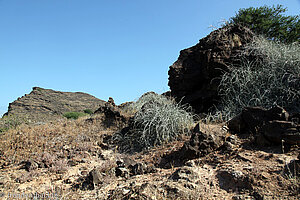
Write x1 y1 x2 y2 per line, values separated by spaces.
117 92 195 152
63 112 88 120
83 109 93 115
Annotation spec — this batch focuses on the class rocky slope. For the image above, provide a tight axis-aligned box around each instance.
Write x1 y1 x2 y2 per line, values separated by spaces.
4 87 105 122
168 24 254 113
0 113 298 199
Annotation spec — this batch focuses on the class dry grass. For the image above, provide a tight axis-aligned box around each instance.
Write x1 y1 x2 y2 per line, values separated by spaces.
116 92 195 152
218 36 300 120
0 114 116 168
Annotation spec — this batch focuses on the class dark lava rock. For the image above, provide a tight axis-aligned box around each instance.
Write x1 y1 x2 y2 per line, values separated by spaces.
20 160 39 172
227 106 300 146
128 163 156 176
217 169 253 192
94 98 129 128
158 123 225 168
168 24 254 113
115 158 156 177
227 106 289 134
180 123 225 160
115 167 130 178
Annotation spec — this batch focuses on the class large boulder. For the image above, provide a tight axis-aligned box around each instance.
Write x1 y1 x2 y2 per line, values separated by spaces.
227 106 300 146
168 24 254 113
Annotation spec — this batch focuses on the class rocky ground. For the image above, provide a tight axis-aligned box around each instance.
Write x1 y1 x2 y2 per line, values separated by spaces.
0 112 298 200
0 23 299 199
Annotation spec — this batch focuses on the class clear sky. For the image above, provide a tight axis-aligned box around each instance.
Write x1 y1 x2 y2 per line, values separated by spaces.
0 0 299 116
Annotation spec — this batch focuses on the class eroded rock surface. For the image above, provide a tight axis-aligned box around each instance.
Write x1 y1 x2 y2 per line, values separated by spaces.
168 24 254 113
4 87 105 122
227 106 300 146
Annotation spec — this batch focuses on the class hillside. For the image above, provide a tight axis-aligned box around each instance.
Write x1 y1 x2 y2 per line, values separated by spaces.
0 112 298 199
0 23 299 199
3 87 106 122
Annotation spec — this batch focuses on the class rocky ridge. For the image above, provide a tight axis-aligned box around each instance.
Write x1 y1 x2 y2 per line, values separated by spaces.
4 87 105 122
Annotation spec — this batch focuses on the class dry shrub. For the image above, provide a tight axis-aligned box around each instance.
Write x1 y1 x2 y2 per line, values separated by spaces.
116 92 195 152
209 36 300 122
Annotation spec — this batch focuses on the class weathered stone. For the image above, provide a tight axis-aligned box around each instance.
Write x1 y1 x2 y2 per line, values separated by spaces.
94 98 129 128
20 160 38 172
227 106 300 146
108 97 116 106
169 166 199 182
168 24 254 113
128 163 156 176
180 123 225 160
115 167 130 178
4 87 105 122
217 169 253 192
261 120 300 145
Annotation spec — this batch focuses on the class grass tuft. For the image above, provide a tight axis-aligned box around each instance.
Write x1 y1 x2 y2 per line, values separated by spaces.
208 36 300 122
117 92 195 152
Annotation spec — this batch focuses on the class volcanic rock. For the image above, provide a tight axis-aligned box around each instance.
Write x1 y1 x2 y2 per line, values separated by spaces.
227 106 300 146
180 123 225 160
168 24 254 113
94 98 129 128
4 87 105 122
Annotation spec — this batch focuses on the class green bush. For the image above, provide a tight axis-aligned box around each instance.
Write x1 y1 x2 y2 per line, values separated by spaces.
116 92 195 152
229 5 299 43
215 36 300 121
83 109 93 115
63 112 88 120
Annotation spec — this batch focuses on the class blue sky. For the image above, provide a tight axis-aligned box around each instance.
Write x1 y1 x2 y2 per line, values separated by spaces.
0 0 299 116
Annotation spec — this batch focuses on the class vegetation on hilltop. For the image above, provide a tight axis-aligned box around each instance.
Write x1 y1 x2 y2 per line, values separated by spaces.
229 5 299 43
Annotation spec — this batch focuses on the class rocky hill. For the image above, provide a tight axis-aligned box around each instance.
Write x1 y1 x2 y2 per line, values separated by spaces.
4 87 105 121
0 24 298 199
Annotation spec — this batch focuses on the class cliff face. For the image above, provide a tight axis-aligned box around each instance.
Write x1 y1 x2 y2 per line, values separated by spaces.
168 24 254 113
4 87 105 121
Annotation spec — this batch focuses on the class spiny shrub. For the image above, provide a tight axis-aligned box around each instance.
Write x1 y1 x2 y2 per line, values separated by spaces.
63 112 87 120
117 92 195 152
216 36 300 121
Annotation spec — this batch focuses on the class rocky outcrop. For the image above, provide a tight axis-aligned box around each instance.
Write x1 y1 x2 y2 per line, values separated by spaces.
4 87 105 121
158 124 226 168
227 106 300 146
94 97 130 128
168 24 254 113
180 123 225 160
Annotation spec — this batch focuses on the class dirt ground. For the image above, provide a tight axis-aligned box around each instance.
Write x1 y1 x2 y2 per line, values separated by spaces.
0 116 298 199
